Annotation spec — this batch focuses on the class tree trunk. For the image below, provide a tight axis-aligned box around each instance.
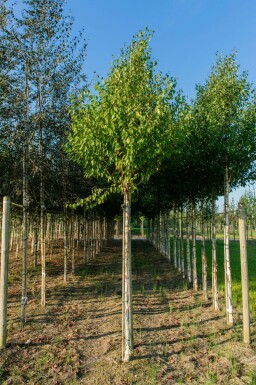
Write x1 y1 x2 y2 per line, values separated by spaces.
122 189 133 362
71 209 75 274
140 217 144 237
64 208 68 282
0 197 11 349
166 211 171 261
177 209 181 271
38 83 46 307
201 201 208 300
173 206 177 268
224 162 233 325
33 218 38 268
21 143 29 326
21 59 30 325
192 202 198 291
180 208 185 278
186 205 192 283
83 207 87 264
211 195 219 310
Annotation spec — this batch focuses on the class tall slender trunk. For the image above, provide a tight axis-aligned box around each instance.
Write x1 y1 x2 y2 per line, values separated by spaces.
159 213 163 254
63 208 68 282
192 202 198 291
211 195 219 310
201 201 208 300
83 207 87 264
180 208 185 278
39 84 46 307
186 204 192 283
33 217 38 268
224 162 233 325
21 59 29 326
0 196 11 349
71 208 75 274
140 217 144 237
122 189 133 362
173 205 177 268
166 211 171 261
177 209 181 271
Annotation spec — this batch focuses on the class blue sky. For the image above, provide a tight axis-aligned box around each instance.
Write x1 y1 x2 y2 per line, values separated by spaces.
10 0 256 204
64 0 256 102
67 0 256 205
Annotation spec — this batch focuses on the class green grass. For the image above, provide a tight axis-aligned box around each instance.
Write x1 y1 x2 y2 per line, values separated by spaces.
171 238 256 318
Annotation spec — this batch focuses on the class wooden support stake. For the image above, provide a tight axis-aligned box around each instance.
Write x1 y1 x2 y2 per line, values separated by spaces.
238 203 250 344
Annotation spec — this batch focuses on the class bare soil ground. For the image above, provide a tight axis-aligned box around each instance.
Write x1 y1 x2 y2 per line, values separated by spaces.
0 239 256 385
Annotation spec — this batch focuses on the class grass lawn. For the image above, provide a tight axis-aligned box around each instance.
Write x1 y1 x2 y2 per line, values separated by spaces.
171 238 256 320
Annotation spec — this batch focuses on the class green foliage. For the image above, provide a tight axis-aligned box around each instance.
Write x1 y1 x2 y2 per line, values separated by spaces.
0 0 87 208
67 29 177 204
192 52 256 190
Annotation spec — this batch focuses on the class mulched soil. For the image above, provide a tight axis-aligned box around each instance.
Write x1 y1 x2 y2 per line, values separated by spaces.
0 239 256 384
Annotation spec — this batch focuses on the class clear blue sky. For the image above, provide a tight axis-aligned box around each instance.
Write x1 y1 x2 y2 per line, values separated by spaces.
11 0 256 204
65 0 256 102
66 0 256 205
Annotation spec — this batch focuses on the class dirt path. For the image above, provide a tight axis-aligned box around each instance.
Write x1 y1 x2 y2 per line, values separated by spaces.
0 239 256 384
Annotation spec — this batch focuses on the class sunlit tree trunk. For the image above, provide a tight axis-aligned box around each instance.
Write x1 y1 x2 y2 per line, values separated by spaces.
122 189 133 362
38 84 46 307
224 162 233 325
201 201 208 300
211 195 219 310
0 196 11 349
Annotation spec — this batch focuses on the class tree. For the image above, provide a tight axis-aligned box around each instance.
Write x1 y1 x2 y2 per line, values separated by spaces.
191 53 256 324
67 29 177 361
1 0 87 320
